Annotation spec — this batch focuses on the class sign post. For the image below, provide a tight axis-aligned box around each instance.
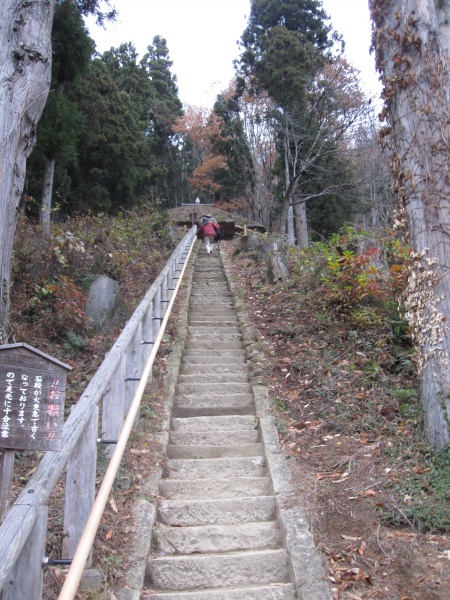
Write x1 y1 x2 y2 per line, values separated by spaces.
0 343 71 520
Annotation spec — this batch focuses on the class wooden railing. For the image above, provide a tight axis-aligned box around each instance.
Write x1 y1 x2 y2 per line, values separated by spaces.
0 227 197 599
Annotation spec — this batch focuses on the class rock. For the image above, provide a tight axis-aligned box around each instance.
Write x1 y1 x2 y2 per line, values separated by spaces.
267 253 290 283
85 275 130 334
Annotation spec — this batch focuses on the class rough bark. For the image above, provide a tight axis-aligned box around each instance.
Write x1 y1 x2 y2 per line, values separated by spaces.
0 0 55 335
293 196 309 249
370 0 450 448
40 156 55 239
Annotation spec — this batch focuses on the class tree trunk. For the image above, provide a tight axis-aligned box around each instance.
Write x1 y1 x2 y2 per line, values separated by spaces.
370 0 450 448
0 0 55 335
293 196 309 249
40 157 55 239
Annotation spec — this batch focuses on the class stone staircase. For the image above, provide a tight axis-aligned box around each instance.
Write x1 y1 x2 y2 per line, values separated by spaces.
144 245 327 599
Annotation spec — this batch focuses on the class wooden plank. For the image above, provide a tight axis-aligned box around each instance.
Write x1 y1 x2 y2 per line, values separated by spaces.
125 325 142 419
1 505 48 600
0 505 38 591
153 286 162 341
0 450 14 522
63 407 98 566
101 354 125 456
141 307 153 378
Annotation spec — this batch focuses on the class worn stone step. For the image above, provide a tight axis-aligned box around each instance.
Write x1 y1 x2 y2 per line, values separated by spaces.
185 339 244 350
173 393 254 417
154 521 282 555
159 476 272 499
181 357 247 367
179 364 249 377
191 285 230 291
171 415 257 432
189 307 235 314
189 315 239 322
188 326 241 335
176 382 251 396
157 496 277 527
187 332 242 343
183 348 246 357
178 372 249 384
169 429 259 446
166 443 264 459
147 549 290 591
188 318 239 326
142 583 296 599
164 456 266 480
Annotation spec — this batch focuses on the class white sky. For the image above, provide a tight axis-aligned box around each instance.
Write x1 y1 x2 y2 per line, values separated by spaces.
87 0 382 108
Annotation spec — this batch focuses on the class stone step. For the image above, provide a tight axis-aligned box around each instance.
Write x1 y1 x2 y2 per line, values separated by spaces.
171 415 257 432
157 496 277 527
189 296 233 302
183 348 247 358
164 456 266 480
159 476 272 499
189 316 239 323
187 318 239 326
189 307 235 314
169 429 259 446
178 372 249 384
181 358 247 368
173 393 254 417
166 443 264 459
187 326 242 335
179 364 249 376
142 583 296 599
185 339 244 350
175 382 251 396
186 332 242 342
154 521 282 555
147 549 290 591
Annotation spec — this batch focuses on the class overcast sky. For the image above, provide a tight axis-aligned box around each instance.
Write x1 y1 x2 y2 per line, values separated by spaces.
87 0 381 108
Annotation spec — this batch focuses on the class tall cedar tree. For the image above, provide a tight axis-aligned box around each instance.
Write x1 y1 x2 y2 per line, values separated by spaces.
26 0 93 232
212 91 254 206
0 0 115 334
141 36 183 204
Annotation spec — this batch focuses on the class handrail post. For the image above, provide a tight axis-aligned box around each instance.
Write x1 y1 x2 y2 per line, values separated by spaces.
125 326 142 422
153 287 162 340
63 406 98 566
1 506 48 600
101 354 125 456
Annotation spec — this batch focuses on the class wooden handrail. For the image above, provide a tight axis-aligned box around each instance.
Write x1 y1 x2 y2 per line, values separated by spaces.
58 233 196 599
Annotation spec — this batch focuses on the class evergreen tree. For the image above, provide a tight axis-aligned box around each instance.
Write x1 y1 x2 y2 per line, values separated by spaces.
141 36 183 204
26 0 93 233
212 91 254 205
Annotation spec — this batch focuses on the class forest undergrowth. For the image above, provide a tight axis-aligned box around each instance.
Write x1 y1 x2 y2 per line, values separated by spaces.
5 214 450 599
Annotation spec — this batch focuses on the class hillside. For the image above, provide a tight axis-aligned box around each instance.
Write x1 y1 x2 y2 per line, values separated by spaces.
6 212 450 599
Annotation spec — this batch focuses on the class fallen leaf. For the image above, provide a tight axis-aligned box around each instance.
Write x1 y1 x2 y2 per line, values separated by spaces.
360 489 377 497
105 528 113 540
110 497 118 513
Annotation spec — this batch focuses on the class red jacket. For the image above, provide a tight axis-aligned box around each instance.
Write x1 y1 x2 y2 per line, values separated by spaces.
197 221 219 238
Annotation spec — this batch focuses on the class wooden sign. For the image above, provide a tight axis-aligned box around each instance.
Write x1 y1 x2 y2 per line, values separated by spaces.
0 344 71 452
